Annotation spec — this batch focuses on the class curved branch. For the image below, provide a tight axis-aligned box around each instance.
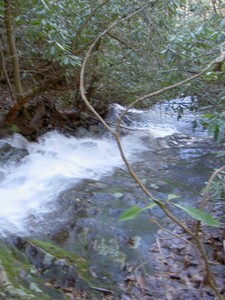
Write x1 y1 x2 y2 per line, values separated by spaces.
80 3 225 230
201 165 225 210
80 2 196 235
80 3 150 134
79 11 224 300
115 51 225 131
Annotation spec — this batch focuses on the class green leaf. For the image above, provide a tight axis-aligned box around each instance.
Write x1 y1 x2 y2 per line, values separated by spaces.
142 203 157 211
119 206 142 221
202 113 213 119
174 204 221 227
56 42 65 51
63 57 69 65
167 194 180 201
119 203 156 221
40 0 50 10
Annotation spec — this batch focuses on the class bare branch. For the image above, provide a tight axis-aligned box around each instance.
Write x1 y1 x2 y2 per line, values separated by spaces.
79 8 224 299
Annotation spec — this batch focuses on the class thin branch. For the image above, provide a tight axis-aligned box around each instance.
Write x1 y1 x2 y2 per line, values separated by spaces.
115 51 225 131
79 7 224 299
107 32 141 55
72 0 110 53
195 164 225 235
80 3 151 134
80 2 197 239
201 165 225 210
152 217 193 246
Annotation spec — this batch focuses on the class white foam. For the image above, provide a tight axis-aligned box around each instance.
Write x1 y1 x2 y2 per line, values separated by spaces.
0 131 147 233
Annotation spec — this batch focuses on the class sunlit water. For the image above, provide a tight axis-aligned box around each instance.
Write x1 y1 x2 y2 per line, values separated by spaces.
0 100 203 234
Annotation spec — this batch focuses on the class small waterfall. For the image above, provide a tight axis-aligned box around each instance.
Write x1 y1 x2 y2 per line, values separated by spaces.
0 100 206 235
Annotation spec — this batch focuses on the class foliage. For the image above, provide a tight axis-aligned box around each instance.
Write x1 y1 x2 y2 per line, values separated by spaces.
207 171 225 201
120 193 221 227
202 107 225 143
0 1 224 298
174 203 221 227
1 0 224 111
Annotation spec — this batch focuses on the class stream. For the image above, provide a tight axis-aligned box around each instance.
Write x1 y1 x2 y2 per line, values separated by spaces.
0 98 223 298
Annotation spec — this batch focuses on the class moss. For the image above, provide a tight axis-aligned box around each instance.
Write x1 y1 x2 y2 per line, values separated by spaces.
0 242 70 300
0 244 30 287
30 239 81 263
29 239 90 282
5 238 121 296
0 244 44 299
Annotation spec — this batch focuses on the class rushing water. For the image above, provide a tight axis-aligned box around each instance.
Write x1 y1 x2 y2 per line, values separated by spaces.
0 98 207 235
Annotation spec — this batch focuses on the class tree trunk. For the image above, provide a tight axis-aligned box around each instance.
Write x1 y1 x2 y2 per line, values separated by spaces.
4 0 23 99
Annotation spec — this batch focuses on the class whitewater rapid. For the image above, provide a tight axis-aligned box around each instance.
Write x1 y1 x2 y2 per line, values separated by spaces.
0 131 151 234
0 100 201 234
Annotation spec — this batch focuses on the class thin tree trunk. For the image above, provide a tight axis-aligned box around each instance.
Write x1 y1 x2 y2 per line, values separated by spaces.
4 0 23 98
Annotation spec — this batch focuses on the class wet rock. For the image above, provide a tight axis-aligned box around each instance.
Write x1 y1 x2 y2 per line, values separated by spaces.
114 192 124 199
0 141 28 165
141 133 191 150
4 286 35 299
43 252 55 267
75 126 88 137
94 238 126 268
0 237 91 299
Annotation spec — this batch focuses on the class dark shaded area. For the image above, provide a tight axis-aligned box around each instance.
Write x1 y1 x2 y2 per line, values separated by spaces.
0 84 108 140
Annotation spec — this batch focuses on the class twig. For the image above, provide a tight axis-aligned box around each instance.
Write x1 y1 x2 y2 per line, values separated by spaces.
89 286 113 294
152 217 193 246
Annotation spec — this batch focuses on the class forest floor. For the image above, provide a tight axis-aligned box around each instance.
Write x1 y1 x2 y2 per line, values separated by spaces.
122 218 225 300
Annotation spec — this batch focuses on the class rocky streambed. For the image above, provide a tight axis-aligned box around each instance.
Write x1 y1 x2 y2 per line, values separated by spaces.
0 130 224 299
